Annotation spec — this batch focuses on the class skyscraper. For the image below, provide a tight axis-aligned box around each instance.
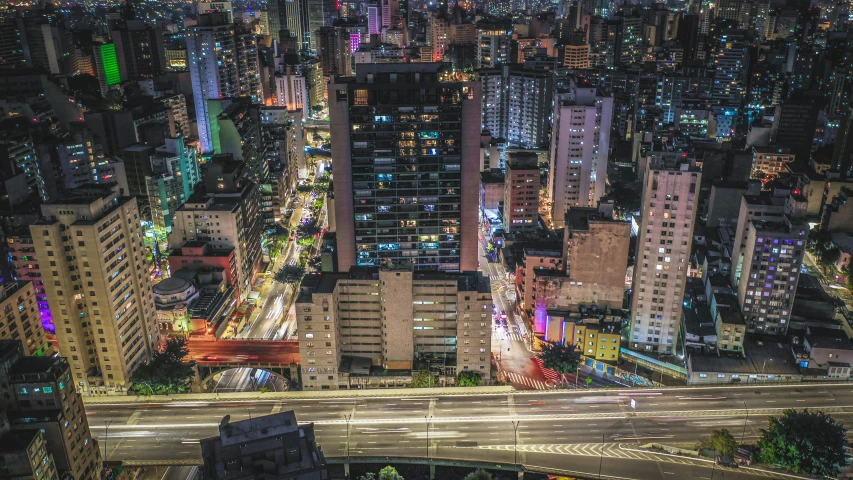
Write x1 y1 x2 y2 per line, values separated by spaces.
187 13 261 153
329 63 481 272
110 19 166 79
479 64 554 149
548 79 613 228
711 29 750 105
29 184 161 392
629 157 701 354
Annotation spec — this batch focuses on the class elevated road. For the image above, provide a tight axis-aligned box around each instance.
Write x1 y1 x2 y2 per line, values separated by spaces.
87 383 853 479
186 338 299 365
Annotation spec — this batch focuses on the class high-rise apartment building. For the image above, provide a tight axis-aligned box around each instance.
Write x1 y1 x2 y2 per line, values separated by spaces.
274 65 310 111
711 29 750 105
629 159 701 354
6 233 52 333
0 119 48 203
0 282 51 357
0 20 27 70
187 13 262 153
306 0 339 52
548 80 613 228
329 63 481 272
503 152 540 233
29 184 160 391
0 342 101 479
296 268 491 390
268 0 308 48
479 64 554 149
261 106 305 189
213 99 265 182
317 26 353 77
734 217 807 335
160 94 192 138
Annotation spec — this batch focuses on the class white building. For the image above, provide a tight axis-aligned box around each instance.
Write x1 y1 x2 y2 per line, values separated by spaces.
629 158 701 354
548 80 613 228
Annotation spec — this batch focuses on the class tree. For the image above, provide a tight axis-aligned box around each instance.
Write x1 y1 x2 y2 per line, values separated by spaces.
378 466 404 480
463 469 492 480
757 409 848 476
410 370 437 388
706 429 738 457
537 341 582 385
274 264 306 284
584 376 593 387
845 262 853 294
130 338 196 395
457 370 482 387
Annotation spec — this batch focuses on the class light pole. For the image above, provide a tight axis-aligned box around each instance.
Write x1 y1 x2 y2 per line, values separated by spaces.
425 416 433 460
104 420 113 462
511 421 520 467
575 365 580 387
740 400 749 442
344 414 352 466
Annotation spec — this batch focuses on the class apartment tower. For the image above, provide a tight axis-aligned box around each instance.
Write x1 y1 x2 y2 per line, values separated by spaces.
29 184 160 391
629 159 700 354
329 63 481 272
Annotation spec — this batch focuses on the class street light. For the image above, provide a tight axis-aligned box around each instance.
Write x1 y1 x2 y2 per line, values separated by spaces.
344 414 352 466
740 400 749 442
425 416 433 460
104 420 114 462
511 421 520 467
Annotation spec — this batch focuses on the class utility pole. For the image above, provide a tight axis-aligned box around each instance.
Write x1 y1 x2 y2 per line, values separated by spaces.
740 401 749 442
344 414 352 478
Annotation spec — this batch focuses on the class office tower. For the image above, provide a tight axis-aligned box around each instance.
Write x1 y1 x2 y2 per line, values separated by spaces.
0 341 101 479
0 20 26 69
200 411 328 478
329 63 482 272
548 80 613 228
91 43 121 96
629 158 701 354
269 0 307 49
306 0 338 51
618 14 643 65
711 30 750 105
170 157 263 296
832 106 853 177
503 152 540 233
160 94 192 138
275 65 310 111
0 282 51 357
187 13 262 153
111 20 166 79
479 64 554 149
317 26 354 77
427 15 448 61
16 18 77 75
368 5 380 35
29 184 161 392
296 269 492 390
261 106 305 189
771 91 824 158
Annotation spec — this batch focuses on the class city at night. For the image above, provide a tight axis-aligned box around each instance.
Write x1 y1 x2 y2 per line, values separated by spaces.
0 0 852 478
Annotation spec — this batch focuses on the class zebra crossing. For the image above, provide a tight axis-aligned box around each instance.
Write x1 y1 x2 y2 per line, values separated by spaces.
492 331 525 342
505 371 550 390
488 274 503 282
475 444 800 479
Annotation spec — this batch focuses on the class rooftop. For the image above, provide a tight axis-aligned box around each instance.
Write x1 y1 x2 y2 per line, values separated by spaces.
689 339 800 375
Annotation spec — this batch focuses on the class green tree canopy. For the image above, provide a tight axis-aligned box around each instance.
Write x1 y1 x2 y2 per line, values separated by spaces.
378 466 404 480
758 409 848 476
707 429 738 457
410 370 437 388
457 370 482 387
537 341 581 384
130 338 195 395
275 264 306 284
463 469 492 480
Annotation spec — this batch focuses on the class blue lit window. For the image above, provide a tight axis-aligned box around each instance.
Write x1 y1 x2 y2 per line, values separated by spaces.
43 386 53 393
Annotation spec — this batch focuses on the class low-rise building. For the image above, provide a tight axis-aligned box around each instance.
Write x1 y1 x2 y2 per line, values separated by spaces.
199 411 328 480
0 427 59 480
752 146 795 178
687 339 802 385
296 267 491 391
544 307 623 362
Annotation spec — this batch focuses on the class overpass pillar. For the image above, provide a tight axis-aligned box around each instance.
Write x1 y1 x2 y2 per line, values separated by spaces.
344 463 350 478
517 471 524 479
429 463 435 480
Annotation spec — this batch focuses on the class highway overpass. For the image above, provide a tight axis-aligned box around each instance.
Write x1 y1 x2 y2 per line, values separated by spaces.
85 382 850 479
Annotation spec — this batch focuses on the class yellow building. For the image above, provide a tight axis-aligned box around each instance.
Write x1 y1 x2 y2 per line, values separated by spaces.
544 308 623 362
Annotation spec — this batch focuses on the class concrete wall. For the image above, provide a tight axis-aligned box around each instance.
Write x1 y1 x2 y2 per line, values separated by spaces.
380 270 414 369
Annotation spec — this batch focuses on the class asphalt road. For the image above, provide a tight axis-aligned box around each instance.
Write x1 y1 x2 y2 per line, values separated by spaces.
89 383 853 479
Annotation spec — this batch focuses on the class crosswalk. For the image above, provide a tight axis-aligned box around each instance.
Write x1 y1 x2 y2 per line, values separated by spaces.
488 274 503 282
476 444 799 479
492 331 525 342
505 371 550 390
